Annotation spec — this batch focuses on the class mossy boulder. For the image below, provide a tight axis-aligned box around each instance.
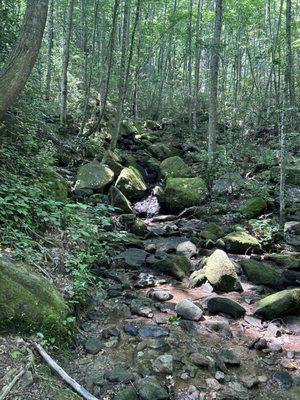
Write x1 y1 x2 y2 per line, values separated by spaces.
115 167 147 201
121 119 139 136
264 254 300 271
149 143 179 161
207 297 246 318
108 186 133 214
130 218 148 236
76 161 114 191
160 156 191 178
254 289 300 319
240 197 267 219
189 270 207 288
0 256 69 336
224 231 260 254
102 150 123 175
200 223 224 241
204 249 243 292
241 259 283 289
152 255 191 281
164 177 207 213
114 388 138 400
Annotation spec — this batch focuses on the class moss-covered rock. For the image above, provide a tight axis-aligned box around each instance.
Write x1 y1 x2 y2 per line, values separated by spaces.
164 177 207 213
76 161 114 191
264 254 300 271
254 289 300 319
204 249 243 292
224 231 260 254
121 119 139 136
189 270 207 288
115 167 147 201
102 150 123 175
149 143 179 161
130 218 148 236
152 255 191 281
241 259 283 289
114 387 138 400
108 186 133 214
0 256 69 336
200 223 224 241
240 197 267 219
207 297 246 318
160 156 191 178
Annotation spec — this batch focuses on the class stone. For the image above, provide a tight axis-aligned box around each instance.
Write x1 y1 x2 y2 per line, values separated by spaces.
175 299 203 321
115 167 147 201
254 289 300 319
152 354 173 373
215 371 225 382
204 249 243 292
84 337 103 355
164 177 207 213
138 325 170 339
189 270 207 288
152 255 191 281
108 186 133 214
241 259 283 289
138 376 168 400
264 254 300 270
207 297 246 318
131 299 153 318
102 150 123 175
114 387 138 400
149 290 173 302
176 241 197 258
273 371 293 389
224 231 260 254
160 156 191 178
76 161 114 191
104 367 135 383
217 349 241 367
179 320 199 334
0 257 69 336
212 172 245 195
120 248 147 269
240 197 267 219
130 218 148 236
189 353 210 368
283 316 300 335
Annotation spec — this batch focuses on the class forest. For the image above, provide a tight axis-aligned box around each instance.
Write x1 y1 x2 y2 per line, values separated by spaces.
0 0 299 399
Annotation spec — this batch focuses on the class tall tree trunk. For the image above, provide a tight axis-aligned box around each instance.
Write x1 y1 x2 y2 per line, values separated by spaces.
194 0 203 130
187 0 193 129
0 0 49 119
208 0 223 167
60 0 74 125
45 0 54 101
285 0 295 110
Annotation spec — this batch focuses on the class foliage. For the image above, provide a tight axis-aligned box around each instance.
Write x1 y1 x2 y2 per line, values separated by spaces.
247 217 281 246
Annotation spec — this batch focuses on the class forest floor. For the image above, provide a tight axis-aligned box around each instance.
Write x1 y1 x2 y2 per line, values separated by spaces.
0 119 299 400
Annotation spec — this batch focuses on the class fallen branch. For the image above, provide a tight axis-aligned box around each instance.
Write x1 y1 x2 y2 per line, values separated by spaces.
33 342 99 400
0 366 27 400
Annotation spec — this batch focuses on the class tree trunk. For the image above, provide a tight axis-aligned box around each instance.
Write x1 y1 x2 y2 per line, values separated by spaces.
285 0 295 110
208 0 223 167
45 0 54 101
60 0 74 125
0 0 49 119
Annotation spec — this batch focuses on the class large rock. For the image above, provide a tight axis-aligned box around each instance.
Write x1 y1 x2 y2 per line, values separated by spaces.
175 299 203 321
102 150 123 175
207 297 245 318
240 197 267 219
164 177 207 213
114 388 138 400
121 119 139 136
176 241 197 258
0 257 69 336
115 167 147 201
152 255 191 281
137 376 168 400
108 186 133 214
160 156 191 178
254 289 300 319
120 248 147 269
264 253 300 271
149 143 179 161
224 232 260 254
241 259 283 289
76 161 114 191
204 249 243 292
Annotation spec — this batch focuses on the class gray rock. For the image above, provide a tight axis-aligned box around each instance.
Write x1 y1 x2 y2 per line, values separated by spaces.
189 353 210 368
152 354 174 373
207 297 246 318
104 367 135 383
215 371 225 382
84 337 103 355
217 349 241 367
114 388 138 400
179 320 199 334
149 290 173 302
175 299 203 321
176 241 197 258
138 376 168 400
138 325 170 339
273 371 293 389
283 316 300 335
120 248 147 269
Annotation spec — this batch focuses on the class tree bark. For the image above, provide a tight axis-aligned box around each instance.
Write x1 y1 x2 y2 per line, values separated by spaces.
45 0 54 101
0 0 49 119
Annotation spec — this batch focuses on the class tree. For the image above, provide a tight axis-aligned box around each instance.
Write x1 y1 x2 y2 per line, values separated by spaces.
45 0 54 101
0 0 49 119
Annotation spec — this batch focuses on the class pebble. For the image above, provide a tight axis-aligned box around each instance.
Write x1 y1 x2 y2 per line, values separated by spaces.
215 371 225 382
175 299 203 321
138 325 170 339
149 290 173 302
189 353 210 368
273 371 293 389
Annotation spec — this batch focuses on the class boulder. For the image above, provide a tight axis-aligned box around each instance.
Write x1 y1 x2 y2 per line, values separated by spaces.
264 254 300 271
121 119 139 136
160 156 191 178
240 197 267 219
241 259 283 289
76 161 114 191
0 257 69 336
149 143 179 161
102 150 123 175
224 231 260 254
152 255 191 281
176 241 197 258
204 249 243 292
114 388 138 400
176 299 203 321
120 248 147 269
108 186 133 214
207 297 246 318
164 177 207 213
115 167 147 201
130 218 148 236
152 354 173 373
137 376 168 400
189 270 207 288
254 288 300 319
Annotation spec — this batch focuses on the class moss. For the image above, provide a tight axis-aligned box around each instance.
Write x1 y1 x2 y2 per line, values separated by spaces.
204 249 243 292
160 156 191 178
241 197 267 219
102 150 123 175
153 255 191 281
76 161 114 191
149 142 179 161
108 186 133 214
189 270 207 287
224 231 260 254
115 167 147 201
200 223 224 241
254 289 300 319
241 259 283 289
130 219 148 236
121 119 139 136
264 254 300 271
164 177 207 213
200 231 217 241
0 257 69 337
